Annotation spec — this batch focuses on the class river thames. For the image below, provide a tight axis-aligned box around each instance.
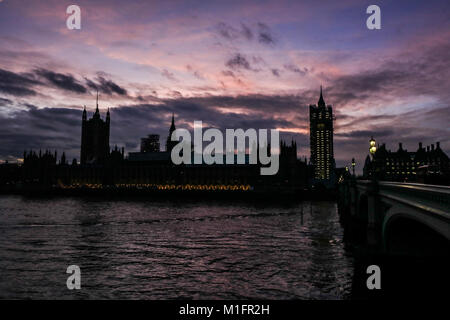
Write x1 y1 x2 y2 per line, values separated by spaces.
0 195 356 299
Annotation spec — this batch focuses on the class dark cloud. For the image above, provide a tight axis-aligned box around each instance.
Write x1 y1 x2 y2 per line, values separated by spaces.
0 67 130 98
216 22 240 41
327 41 450 107
222 70 236 78
335 129 393 138
283 64 308 76
257 22 276 45
0 97 13 106
0 106 81 161
34 68 87 94
86 76 128 95
186 65 204 80
161 69 178 82
225 53 251 70
0 68 40 96
215 21 275 46
241 23 253 40
271 69 281 77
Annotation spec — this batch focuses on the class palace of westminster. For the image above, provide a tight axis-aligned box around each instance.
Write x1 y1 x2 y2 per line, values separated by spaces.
1 89 449 191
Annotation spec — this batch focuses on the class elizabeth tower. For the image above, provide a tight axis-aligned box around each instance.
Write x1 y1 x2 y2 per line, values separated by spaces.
309 86 335 181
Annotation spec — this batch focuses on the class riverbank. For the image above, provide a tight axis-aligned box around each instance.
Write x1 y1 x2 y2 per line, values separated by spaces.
0 184 337 202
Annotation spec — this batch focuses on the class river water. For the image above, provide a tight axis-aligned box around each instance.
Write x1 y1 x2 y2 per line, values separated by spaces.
0 195 355 299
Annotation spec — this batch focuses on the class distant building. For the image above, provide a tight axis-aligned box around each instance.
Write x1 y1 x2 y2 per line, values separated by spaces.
309 86 335 186
141 134 160 153
129 118 171 162
80 92 110 165
363 141 450 184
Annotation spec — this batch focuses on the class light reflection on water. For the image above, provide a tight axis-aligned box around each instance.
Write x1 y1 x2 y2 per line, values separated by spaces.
0 195 354 299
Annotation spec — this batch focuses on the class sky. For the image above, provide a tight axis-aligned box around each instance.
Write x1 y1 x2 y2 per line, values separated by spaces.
0 0 449 173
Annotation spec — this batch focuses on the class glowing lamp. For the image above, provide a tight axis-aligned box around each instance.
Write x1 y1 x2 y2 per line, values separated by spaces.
369 137 377 155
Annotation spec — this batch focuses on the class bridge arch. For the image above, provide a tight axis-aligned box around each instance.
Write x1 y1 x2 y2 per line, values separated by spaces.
383 210 449 257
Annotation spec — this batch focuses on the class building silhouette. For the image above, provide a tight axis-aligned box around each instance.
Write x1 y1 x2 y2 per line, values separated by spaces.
80 92 110 165
0 110 310 193
141 134 160 153
309 86 335 185
363 141 450 184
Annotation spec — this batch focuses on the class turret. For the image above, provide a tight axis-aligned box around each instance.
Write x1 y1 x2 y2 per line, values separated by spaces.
170 112 176 133
166 113 177 152
61 152 66 165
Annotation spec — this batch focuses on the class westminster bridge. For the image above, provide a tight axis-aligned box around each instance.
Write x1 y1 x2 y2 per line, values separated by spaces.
338 179 450 256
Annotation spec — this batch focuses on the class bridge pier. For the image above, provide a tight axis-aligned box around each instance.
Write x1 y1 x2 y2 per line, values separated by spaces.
366 180 382 249
349 179 357 217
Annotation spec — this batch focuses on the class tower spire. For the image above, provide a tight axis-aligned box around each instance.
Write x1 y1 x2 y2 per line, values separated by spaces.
318 85 326 107
166 112 176 153
169 112 175 132
96 90 99 112
93 90 100 119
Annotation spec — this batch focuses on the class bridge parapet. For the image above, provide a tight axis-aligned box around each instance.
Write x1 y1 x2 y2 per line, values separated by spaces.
376 181 450 219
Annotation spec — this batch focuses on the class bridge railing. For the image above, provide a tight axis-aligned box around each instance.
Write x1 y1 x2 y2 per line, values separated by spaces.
357 180 450 216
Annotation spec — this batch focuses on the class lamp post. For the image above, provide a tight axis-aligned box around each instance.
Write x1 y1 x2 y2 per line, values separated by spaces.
369 137 377 157
369 137 377 179
351 158 356 177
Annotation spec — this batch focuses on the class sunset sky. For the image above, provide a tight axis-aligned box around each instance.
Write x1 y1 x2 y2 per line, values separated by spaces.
0 0 449 172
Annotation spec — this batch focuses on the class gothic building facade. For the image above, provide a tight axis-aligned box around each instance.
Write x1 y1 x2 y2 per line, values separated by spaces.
309 87 335 184
363 141 450 184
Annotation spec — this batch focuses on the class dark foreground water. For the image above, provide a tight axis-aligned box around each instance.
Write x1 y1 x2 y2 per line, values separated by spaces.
0 195 355 299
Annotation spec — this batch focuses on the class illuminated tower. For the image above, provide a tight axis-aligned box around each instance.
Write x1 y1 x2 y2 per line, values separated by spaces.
309 86 335 181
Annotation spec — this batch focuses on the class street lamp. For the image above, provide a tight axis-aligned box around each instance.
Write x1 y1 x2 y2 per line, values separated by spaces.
369 136 377 156
369 137 377 179
351 158 356 177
